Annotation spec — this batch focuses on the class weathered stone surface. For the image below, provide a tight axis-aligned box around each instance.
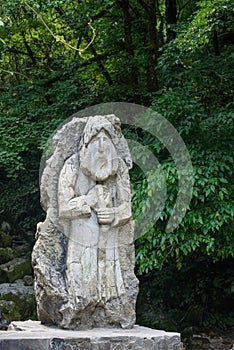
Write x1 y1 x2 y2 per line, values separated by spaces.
0 247 14 265
0 255 32 283
0 281 36 329
0 320 183 350
184 329 234 350
0 220 13 249
32 115 139 329
0 213 33 283
0 213 35 329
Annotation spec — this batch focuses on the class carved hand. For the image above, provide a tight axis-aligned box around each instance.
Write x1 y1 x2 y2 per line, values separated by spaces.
69 198 91 218
96 208 114 225
74 203 91 217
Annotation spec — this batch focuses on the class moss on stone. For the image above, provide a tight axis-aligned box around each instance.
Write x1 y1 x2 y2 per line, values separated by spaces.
0 232 12 248
0 248 15 265
0 300 21 323
0 253 32 283
0 284 37 328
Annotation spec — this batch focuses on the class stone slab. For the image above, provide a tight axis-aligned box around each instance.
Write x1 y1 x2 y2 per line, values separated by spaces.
0 320 183 349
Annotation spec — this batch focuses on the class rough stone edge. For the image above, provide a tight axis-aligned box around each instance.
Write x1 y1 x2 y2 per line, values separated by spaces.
0 320 184 350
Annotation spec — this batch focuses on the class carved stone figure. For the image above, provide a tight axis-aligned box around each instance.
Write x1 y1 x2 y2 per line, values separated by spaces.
32 114 139 329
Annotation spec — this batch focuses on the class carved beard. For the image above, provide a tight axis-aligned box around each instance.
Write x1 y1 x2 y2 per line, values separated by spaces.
80 139 119 182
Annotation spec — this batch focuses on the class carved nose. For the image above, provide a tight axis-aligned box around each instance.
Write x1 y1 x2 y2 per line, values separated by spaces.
99 137 104 152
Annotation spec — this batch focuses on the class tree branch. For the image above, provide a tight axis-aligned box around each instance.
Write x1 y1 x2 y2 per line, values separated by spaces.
54 4 112 31
5 47 33 57
177 0 192 20
54 5 113 84
84 33 113 86
22 33 37 66
135 0 149 12
80 52 110 67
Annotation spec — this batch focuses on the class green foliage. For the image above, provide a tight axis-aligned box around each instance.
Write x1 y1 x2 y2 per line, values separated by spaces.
0 0 147 228
0 1 105 215
0 75 95 173
177 0 234 52
0 2 233 334
134 2 234 273
139 256 234 330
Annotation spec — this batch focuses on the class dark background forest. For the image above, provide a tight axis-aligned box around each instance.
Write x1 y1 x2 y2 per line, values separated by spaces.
0 0 233 347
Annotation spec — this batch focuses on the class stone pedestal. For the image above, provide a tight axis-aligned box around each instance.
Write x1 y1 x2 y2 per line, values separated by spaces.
0 320 183 350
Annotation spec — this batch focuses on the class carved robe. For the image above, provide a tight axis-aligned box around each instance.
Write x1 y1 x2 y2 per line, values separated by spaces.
58 153 132 313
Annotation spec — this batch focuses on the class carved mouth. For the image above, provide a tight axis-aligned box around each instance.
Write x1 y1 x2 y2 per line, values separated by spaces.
97 159 108 169
100 162 107 170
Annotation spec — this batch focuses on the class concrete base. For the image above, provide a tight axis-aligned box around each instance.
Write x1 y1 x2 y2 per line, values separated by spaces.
0 320 183 350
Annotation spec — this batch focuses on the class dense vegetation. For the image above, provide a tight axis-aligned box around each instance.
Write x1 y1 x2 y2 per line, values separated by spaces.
0 0 233 333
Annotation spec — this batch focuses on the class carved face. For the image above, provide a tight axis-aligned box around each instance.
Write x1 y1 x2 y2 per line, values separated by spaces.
80 129 118 181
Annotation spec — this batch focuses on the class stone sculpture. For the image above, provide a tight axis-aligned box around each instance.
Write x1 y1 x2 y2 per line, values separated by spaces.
32 114 139 330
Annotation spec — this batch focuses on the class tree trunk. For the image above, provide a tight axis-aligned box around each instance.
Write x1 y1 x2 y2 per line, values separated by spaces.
165 0 177 42
117 0 138 89
213 29 220 56
146 0 159 92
